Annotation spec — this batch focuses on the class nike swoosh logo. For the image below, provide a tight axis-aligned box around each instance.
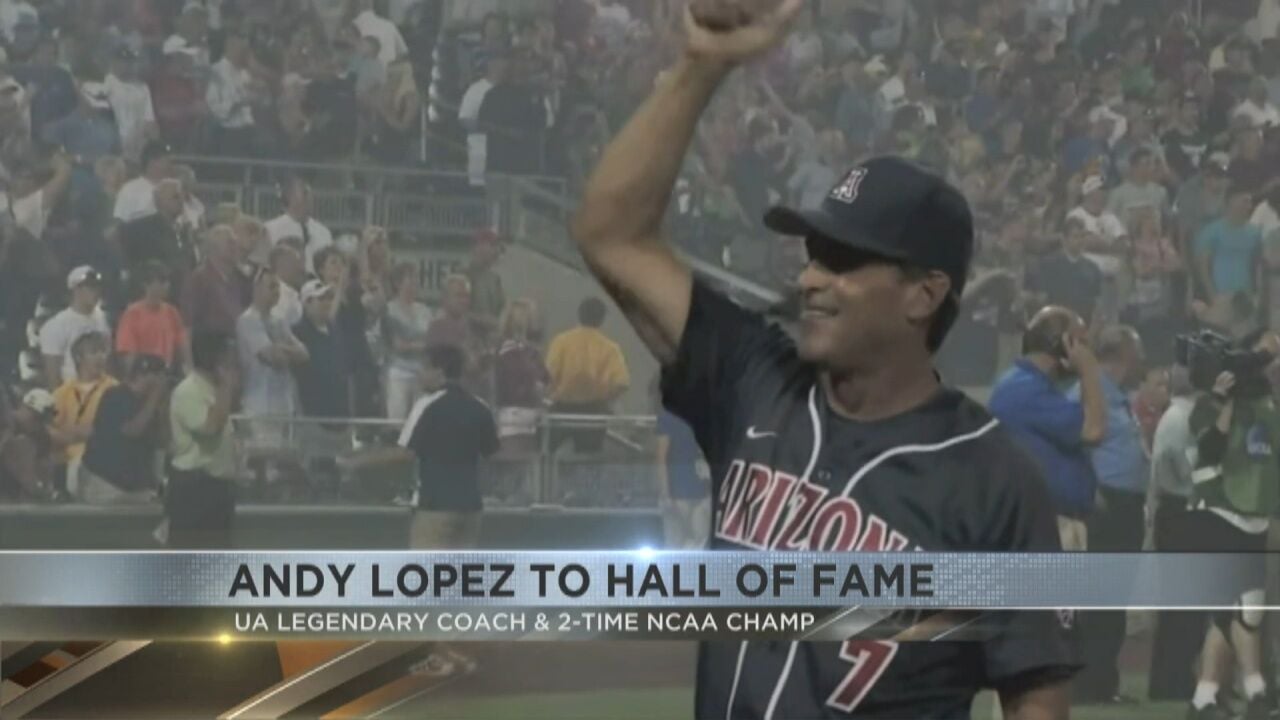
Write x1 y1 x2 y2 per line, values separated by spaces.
746 427 777 440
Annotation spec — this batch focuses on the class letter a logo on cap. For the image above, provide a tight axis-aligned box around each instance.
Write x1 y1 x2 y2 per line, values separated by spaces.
830 167 868 204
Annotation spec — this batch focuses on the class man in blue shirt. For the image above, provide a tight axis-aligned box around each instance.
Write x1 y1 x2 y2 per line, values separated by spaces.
1195 187 1263 331
1068 325 1149 704
989 307 1108 552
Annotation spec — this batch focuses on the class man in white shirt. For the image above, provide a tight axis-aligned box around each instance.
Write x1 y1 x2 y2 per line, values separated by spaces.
40 266 112 389
1068 175 1129 273
205 32 256 155
458 56 504 187
1233 77 1280 128
265 176 333 272
269 241 306 328
237 265 308 448
5 150 70 241
104 47 157 163
351 0 408 66
114 140 174 222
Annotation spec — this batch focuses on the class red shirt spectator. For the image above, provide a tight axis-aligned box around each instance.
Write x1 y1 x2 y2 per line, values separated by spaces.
117 300 187 368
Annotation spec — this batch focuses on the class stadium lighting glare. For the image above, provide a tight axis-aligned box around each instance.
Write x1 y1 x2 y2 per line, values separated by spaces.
217 633 233 645
634 546 657 560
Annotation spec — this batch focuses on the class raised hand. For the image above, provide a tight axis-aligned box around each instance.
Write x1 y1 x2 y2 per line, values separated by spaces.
684 0 805 64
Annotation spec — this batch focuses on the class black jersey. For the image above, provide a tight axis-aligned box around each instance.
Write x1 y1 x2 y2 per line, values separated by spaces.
661 281 1077 720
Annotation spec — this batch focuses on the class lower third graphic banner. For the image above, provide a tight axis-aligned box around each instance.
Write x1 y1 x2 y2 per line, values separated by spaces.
0 551 1265 640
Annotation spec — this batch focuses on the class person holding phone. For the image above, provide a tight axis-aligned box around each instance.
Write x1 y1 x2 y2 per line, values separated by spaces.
990 306 1109 551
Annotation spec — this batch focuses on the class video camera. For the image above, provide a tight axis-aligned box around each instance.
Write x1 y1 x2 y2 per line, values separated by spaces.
1175 331 1274 398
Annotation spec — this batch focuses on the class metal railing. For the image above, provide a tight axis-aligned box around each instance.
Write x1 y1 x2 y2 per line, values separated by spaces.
226 412 661 510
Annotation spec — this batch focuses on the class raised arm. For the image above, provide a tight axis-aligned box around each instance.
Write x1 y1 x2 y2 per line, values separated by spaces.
571 0 802 365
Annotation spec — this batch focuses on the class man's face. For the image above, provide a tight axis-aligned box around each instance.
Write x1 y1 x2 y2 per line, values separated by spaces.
277 249 304 286
795 236 932 369
1228 192 1255 222
1063 225 1087 254
146 278 171 300
444 281 471 317
1083 189 1106 213
288 184 312 217
73 283 100 308
76 341 108 378
256 271 280 307
1140 368 1170 408
156 185 183 218
1180 100 1201 126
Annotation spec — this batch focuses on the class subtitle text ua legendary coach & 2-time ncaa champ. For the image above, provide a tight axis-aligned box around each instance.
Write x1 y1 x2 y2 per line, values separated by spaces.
570 0 1077 718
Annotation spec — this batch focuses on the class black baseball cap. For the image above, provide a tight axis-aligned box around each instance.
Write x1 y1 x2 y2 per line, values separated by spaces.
141 140 174 168
764 156 975 298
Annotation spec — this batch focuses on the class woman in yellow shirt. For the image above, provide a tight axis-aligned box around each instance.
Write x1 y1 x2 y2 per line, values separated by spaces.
50 332 118 499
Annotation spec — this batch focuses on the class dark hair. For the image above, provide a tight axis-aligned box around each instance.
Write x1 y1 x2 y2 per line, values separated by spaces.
1095 325 1139 362
141 260 171 285
899 266 959 352
191 332 233 374
313 246 344 276
1128 147 1155 166
578 297 607 327
428 344 465 381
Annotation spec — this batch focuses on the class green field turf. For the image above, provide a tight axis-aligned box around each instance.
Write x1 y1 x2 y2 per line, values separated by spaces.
397 677 1183 719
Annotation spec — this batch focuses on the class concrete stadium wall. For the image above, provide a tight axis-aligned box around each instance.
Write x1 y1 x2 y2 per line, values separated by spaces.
495 243 661 416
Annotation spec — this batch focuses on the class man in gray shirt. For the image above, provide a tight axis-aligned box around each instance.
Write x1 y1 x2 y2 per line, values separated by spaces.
1109 147 1169 224
1147 365 1204 701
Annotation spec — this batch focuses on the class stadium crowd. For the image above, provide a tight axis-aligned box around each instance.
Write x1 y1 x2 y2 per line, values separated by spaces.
9 0 1280 709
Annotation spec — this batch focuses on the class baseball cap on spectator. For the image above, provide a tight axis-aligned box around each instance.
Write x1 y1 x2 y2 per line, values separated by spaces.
67 265 101 290
141 140 174 168
22 388 55 418
115 46 139 61
132 354 167 376
162 35 200 57
763 156 974 298
181 1 208 16
1206 153 1231 175
1081 176 1106 195
300 280 334 303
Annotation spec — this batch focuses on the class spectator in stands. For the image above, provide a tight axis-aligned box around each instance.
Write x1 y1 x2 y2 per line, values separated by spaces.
168 330 239 548
174 164 206 231
39 265 110 389
115 260 190 373
494 298 547 455
114 140 174 222
48 331 116 499
1124 207 1182 363
5 151 70 244
315 244 380 416
459 55 503 187
989 307 1106 552
478 50 550 175
1147 365 1204 701
0 388 54 501
104 46 158 164
120 179 195 289
1132 365 1171 455
545 297 630 454
1068 175 1128 273
1163 95 1211 182
467 229 505 340
163 2 211 70
365 57 420 165
1025 217 1105 323
384 261 431 420
269 241 305 328
79 353 167 504
425 273 472 352
231 214 269 295
292 279 351 419
266 175 333 272
152 37 209 153
1071 326 1149 704
183 225 245 337
205 31 257 157
1195 186 1264 330
1174 154 1229 242
40 79 118 198
351 0 408 66
237 265 308 447
1109 147 1171 220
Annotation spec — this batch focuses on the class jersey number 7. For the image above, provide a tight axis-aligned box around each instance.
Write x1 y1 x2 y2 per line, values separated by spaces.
826 640 899 713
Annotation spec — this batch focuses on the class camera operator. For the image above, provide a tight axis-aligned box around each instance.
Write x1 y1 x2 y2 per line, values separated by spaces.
1185 329 1280 719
